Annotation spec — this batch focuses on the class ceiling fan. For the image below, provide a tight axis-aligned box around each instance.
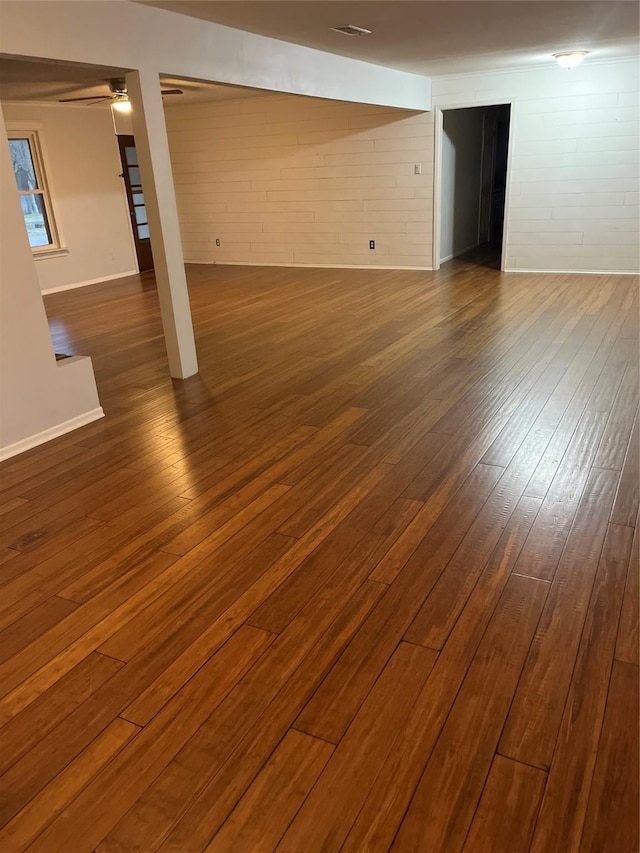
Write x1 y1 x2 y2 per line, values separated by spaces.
58 77 183 107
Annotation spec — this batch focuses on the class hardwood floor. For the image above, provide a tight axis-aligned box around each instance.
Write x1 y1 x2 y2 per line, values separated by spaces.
0 260 637 852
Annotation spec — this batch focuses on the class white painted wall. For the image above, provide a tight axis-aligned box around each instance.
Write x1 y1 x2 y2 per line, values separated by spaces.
0 106 103 460
167 59 638 274
440 108 484 262
166 94 433 269
2 102 137 293
432 59 640 273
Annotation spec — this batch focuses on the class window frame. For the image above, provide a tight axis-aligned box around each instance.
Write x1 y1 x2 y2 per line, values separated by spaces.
6 124 66 258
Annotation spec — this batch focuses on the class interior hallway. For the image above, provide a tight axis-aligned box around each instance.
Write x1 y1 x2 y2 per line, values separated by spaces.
0 260 637 851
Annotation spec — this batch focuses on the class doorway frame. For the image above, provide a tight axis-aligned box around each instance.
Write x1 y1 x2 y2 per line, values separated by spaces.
117 134 154 273
432 98 516 272
113 132 140 275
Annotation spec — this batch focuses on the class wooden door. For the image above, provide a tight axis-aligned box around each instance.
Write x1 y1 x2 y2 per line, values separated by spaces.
117 135 154 272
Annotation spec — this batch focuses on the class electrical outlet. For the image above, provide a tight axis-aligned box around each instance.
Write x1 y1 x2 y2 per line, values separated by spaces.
414 163 422 175
215 238 221 247
369 239 375 250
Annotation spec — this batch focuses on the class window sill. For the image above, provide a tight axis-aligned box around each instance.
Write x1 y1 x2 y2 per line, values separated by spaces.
33 247 70 261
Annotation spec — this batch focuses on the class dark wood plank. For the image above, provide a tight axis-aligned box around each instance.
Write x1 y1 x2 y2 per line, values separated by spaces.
0 523 142 633
610 412 639 527
275 443 373 538
579 660 639 853
462 756 546 853
529 521 633 852
97 582 384 852
280 643 437 851
390 575 548 853
23 625 273 852
247 445 435 635
97 531 294 664
499 467 620 768
339 498 542 852
295 463 502 743
0 596 78 665
121 466 390 728
0 467 139 552
593 346 639 470
0 651 123 779
0 549 180 722
203 730 333 853
0 718 139 851
479 296 617 469
616 522 639 665
0 515 105 568
513 408 609 580
404 423 552 648
521 288 632 505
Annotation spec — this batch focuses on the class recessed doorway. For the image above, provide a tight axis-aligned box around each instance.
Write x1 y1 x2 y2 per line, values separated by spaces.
434 103 512 270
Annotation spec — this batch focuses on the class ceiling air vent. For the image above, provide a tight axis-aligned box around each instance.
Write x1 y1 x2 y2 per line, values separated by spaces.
331 24 372 36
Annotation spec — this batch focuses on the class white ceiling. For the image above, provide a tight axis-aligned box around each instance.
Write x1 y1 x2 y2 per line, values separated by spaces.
141 0 640 75
0 58 268 105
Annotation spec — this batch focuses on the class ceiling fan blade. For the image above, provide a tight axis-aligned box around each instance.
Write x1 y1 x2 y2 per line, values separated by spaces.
58 95 112 103
161 89 183 95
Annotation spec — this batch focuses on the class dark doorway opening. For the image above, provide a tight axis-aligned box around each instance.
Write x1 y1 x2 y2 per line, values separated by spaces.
117 134 154 272
439 104 511 270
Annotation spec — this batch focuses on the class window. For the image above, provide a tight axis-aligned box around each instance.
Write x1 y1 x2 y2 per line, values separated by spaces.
8 131 60 252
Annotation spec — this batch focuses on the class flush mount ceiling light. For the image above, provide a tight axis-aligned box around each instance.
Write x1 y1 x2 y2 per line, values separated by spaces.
553 51 589 70
331 24 372 36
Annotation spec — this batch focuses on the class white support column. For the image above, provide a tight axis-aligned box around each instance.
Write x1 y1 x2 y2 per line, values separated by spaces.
126 68 198 379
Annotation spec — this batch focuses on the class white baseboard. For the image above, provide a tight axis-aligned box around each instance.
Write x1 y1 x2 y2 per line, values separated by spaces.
503 267 640 276
41 270 138 295
0 407 104 462
185 260 434 271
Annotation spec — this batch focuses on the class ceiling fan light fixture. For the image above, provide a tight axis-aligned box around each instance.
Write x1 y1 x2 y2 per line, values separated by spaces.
112 97 132 113
553 51 589 70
